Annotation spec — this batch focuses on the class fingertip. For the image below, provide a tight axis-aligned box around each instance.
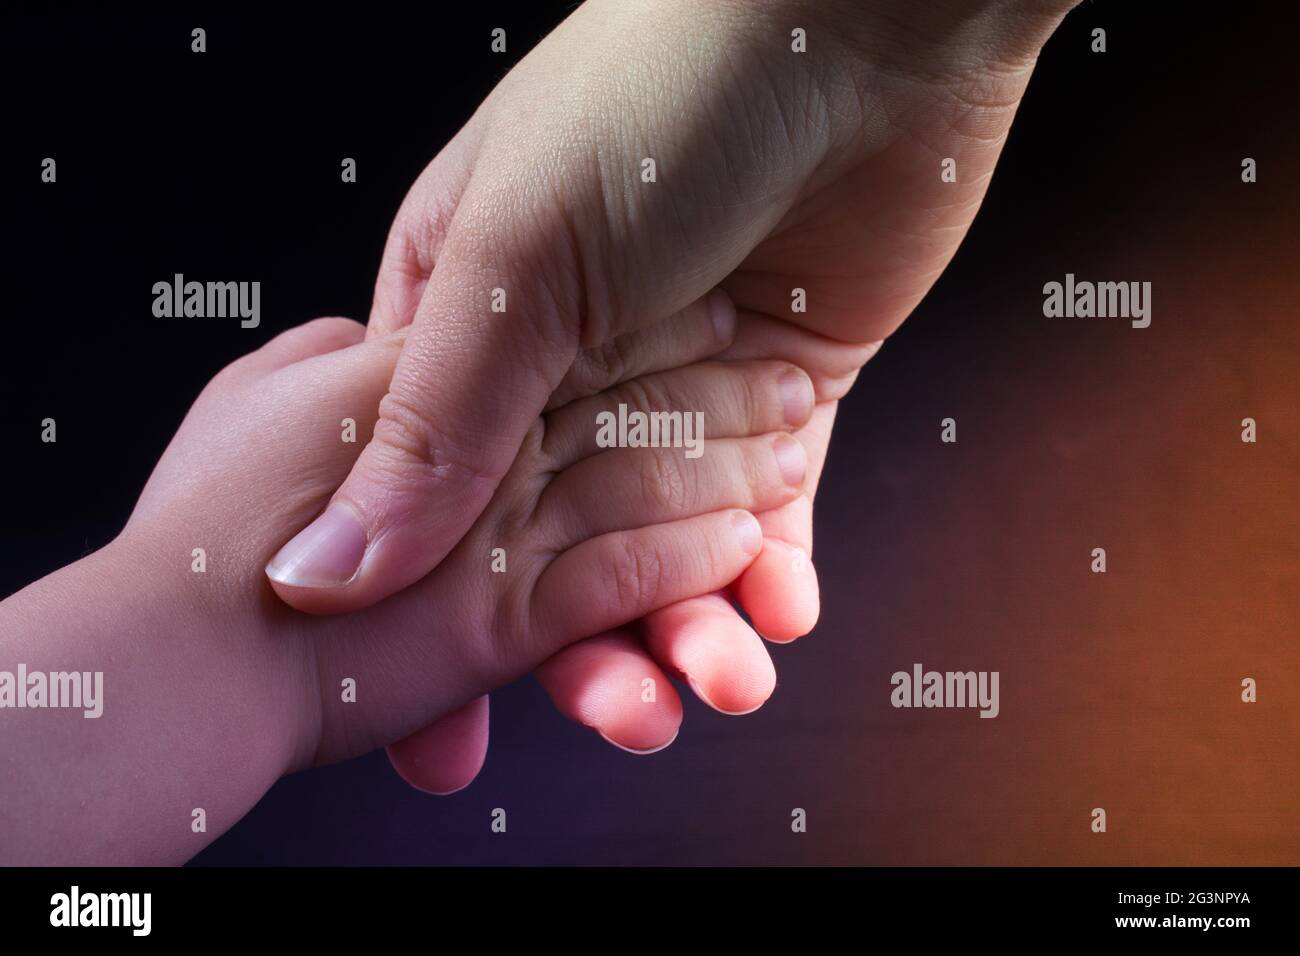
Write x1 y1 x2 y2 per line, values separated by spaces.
265 504 367 589
644 594 776 717
598 727 680 755
536 635 684 754
685 668 774 716
386 696 490 795
265 503 374 614
736 539 821 643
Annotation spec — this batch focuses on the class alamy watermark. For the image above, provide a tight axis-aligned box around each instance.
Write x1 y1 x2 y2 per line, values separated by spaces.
596 403 704 459
890 663 999 718
0 665 103 718
1042 273 1150 328
50 886 150 936
152 274 260 328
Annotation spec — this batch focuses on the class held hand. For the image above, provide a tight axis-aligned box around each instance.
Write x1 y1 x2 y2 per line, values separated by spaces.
266 0 1076 615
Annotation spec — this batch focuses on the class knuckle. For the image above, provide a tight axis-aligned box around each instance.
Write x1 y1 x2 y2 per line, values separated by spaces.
372 389 492 488
617 374 667 418
569 334 628 399
642 449 689 515
609 535 665 613
373 390 441 465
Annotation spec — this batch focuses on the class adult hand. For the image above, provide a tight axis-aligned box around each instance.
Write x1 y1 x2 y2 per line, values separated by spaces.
265 0 1076 612
265 0 1078 791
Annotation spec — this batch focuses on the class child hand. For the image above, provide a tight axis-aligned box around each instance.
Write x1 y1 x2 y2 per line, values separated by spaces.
388 311 880 788
0 316 811 862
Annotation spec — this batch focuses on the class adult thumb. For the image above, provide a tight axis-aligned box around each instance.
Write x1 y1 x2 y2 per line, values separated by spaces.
264 217 594 612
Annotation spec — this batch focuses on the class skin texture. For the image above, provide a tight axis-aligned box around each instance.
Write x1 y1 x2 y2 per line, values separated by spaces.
325 0 1077 787
270 0 1077 607
390 310 878 786
0 318 809 863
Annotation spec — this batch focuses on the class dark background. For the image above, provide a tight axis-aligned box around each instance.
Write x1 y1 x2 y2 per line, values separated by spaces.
2 4 1295 864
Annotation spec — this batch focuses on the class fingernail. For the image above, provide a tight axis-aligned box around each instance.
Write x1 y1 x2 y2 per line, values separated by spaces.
779 367 814 426
265 504 367 588
773 433 807 487
686 674 764 716
598 728 679 755
731 510 763 555
707 288 736 345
